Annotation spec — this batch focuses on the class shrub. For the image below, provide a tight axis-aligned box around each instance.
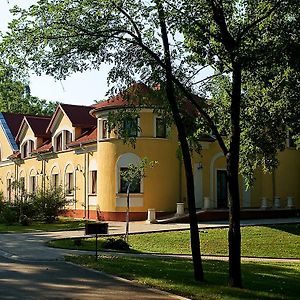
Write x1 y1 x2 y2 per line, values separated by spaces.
31 187 72 223
19 214 31 226
103 238 130 251
0 203 18 225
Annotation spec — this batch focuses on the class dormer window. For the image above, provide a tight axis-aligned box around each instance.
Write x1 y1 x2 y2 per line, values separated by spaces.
56 133 63 151
21 140 35 159
54 130 73 152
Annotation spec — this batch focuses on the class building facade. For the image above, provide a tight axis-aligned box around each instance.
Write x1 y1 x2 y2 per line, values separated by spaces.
0 85 299 221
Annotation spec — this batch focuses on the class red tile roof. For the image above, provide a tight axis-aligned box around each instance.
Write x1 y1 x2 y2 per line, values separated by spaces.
25 116 51 138
16 115 51 142
68 127 97 147
32 140 53 154
7 151 21 160
90 83 158 115
61 104 96 128
47 103 96 133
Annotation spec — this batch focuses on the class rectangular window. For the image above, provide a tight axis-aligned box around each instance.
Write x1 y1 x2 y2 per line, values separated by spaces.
28 140 34 153
123 118 138 137
52 174 59 189
23 143 28 158
119 167 141 193
65 131 72 147
29 176 36 194
66 172 74 195
156 118 167 138
102 120 109 139
19 177 25 194
90 170 97 194
56 133 63 151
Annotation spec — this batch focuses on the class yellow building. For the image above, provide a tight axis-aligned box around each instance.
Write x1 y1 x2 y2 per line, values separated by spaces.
0 84 299 221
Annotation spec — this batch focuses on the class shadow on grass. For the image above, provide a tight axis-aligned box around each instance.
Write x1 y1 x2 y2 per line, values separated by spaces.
263 223 300 236
68 255 299 300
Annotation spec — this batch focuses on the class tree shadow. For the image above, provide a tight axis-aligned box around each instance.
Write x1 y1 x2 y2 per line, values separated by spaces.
263 223 300 236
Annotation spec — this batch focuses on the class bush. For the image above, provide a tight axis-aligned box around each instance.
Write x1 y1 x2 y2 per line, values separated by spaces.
103 238 130 251
19 214 31 226
31 187 72 223
0 203 19 225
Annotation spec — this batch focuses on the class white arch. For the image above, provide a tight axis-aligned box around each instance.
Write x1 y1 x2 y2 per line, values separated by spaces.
50 163 61 175
116 153 142 193
210 152 225 206
89 159 97 171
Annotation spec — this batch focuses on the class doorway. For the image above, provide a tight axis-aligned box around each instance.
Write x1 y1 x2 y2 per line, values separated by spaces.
217 170 228 208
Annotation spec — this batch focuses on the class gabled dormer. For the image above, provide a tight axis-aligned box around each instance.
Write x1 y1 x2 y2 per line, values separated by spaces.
46 104 96 153
16 115 51 159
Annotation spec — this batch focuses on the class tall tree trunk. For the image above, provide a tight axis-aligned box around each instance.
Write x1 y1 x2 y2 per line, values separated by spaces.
227 61 242 288
156 0 204 282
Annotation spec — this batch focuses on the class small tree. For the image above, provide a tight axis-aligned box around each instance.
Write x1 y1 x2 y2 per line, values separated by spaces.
120 157 158 242
31 185 72 223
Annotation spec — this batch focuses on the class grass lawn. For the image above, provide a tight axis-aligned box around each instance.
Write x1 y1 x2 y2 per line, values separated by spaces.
0 217 87 233
66 255 300 300
49 224 300 258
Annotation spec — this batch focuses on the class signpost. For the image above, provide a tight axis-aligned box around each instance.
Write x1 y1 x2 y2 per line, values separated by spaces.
85 222 108 260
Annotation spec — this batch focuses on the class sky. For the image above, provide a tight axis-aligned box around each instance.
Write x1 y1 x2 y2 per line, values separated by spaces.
0 0 110 106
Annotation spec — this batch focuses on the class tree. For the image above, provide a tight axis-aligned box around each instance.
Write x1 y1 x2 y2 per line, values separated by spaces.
0 62 57 115
120 157 158 242
2 0 299 286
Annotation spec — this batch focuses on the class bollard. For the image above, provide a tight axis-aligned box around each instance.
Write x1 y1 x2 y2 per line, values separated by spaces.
204 197 210 210
176 202 185 215
146 208 156 224
274 196 281 208
287 196 295 209
261 197 268 209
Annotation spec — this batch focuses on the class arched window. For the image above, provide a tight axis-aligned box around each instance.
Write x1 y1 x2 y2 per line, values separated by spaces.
50 165 60 189
116 153 142 194
65 164 74 195
29 169 37 194
21 139 35 159
54 130 73 152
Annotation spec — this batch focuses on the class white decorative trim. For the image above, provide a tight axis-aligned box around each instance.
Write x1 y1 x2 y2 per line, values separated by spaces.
116 196 144 207
88 195 97 206
89 159 97 171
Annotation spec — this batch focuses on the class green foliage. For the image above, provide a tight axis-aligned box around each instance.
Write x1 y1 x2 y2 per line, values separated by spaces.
2 0 299 185
30 186 72 223
0 203 19 225
120 157 158 192
0 62 57 115
103 238 130 251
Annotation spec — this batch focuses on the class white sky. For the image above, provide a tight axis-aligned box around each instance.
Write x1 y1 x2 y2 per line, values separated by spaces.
0 0 110 105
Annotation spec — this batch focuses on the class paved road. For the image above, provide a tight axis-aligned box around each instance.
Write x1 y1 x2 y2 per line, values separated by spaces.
0 228 189 299
0 255 183 300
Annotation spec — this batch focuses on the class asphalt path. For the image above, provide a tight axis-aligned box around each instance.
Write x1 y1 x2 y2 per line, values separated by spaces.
0 255 184 300
0 230 187 299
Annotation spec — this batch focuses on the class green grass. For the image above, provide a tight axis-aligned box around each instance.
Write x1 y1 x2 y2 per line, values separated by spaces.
49 224 300 258
66 255 300 300
0 217 87 233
